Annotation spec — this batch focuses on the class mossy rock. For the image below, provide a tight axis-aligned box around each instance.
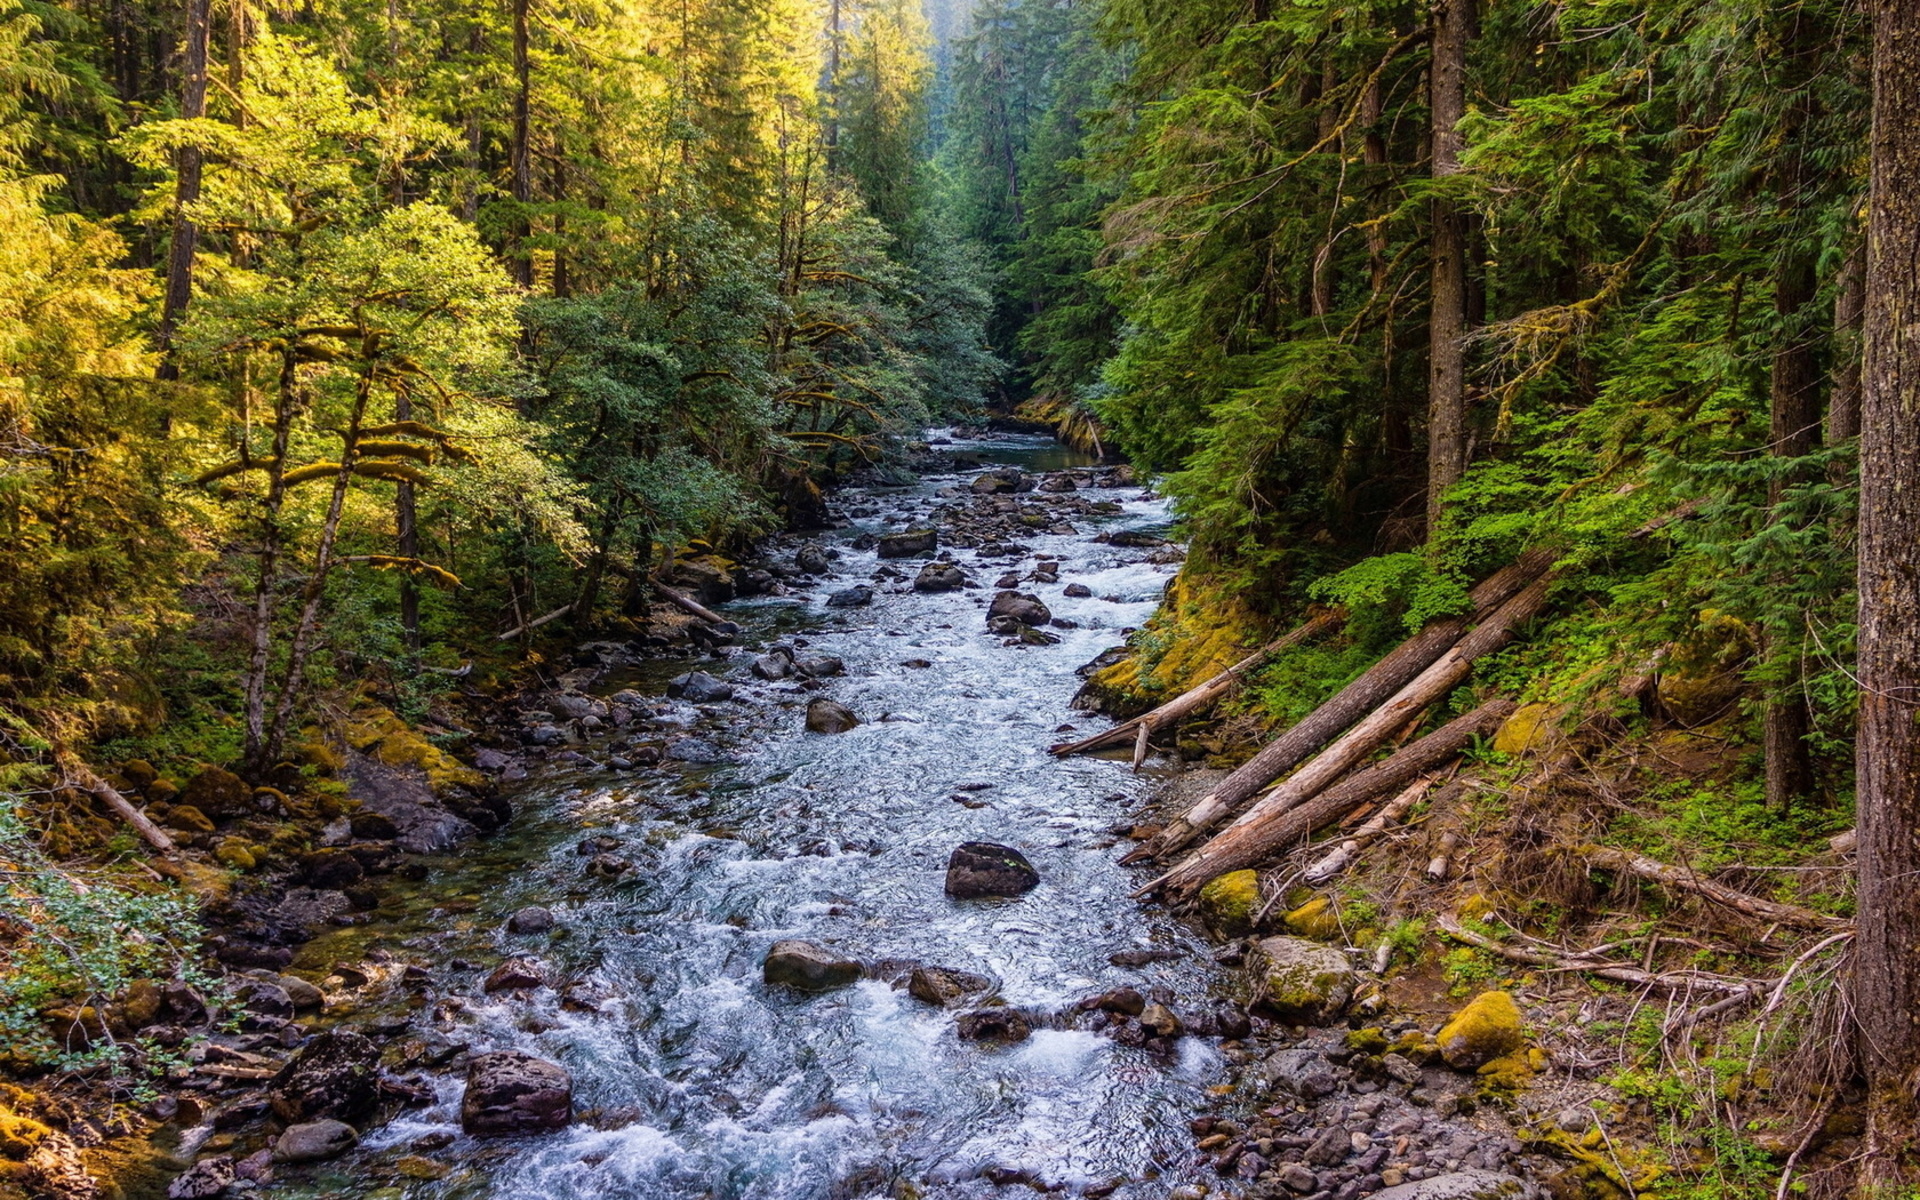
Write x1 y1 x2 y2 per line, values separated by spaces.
163 805 214 833
1285 896 1342 941
347 706 486 795
214 838 257 871
1197 869 1261 938
1436 990 1526 1070
1247 935 1356 1025
293 740 345 773
1493 702 1565 758
180 766 250 817
120 759 159 790
146 778 178 803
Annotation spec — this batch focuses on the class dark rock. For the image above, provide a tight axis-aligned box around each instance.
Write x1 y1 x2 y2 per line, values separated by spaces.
234 979 293 1024
987 591 1052 627
993 572 1022 589
1108 530 1166 548
1370 1172 1542 1200
484 958 545 993
914 562 968 593
877 529 938 558
276 974 325 1010
1108 948 1183 968
1277 1164 1318 1193
944 842 1040 899
796 656 845 678
180 766 250 818
508 906 555 934
300 849 365 889
1139 1002 1183 1038
268 1031 382 1125
461 1050 573 1136
826 585 874 608
272 1120 358 1164
586 853 631 878
168 1157 235 1200
763 940 862 990
794 544 832 574
1039 474 1078 493
348 812 399 840
969 470 1030 495
805 698 861 734
956 1008 1032 1042
751 652 794 681
666 672 734 703
906 966 993 1007
1082 987 1145 1017
1063 583 1093 598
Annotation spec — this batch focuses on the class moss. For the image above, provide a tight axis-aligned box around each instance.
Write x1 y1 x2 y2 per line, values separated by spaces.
162 805 213 833
1436 990 1527 1070
1197 869 1261 937
1494 702 1565 757
348 706 485 795
1285 896 1342 941
293 740 345 773
213 838 257 870
1345 1028 1389 1055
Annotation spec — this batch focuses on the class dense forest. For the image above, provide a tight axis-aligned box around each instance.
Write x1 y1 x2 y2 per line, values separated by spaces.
6 0 1920 1195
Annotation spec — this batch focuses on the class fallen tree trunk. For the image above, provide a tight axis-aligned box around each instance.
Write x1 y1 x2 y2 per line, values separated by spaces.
57 753 176 854
1126 549 1554 863
496 602 575 641
1151 697 1515 898
1437 914 1759 997
1579 844 1848 932
652 581 727 626
1304 776 1459 884
1051 608 1346 757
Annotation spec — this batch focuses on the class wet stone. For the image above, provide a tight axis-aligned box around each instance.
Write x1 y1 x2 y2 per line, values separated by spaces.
944 842 1040 899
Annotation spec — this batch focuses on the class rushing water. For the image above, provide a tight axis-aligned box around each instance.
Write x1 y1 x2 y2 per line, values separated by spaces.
291 434 1224 1200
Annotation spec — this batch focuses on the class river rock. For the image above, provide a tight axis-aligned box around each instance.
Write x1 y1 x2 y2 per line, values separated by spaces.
268 1030 381 1125
1139 1002 1183 1038
956 1007 1032 1042
794 544 832 574
907 966 993 1007
944 842 1040 899
826 585 874 607
1081 986 1145 1017
1260 1047 1338 1100
1062 583 1093 598
914 562 968 592
1038 474 1078 493
484 958 546 993
666 672 733 703
1435 991 1526 1070
1197 869 1261 938
168 1157 234 1199
796 655 845 678
763 940 862 990
275 974 325 1010
1371 1171 1542 1200
272 1120 357 1164
180 766 250 818
508 905 555 934
805 698 861 734
987 591 1051 627
461 1050 573 1136
877 529 938 558
301 848 364 889
1247 936 1356 1025
752 651 794 681
970 470 1030 495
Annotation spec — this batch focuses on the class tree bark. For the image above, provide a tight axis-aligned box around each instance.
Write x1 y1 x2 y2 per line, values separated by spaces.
1052 608 1346 757
154 0 211 380
1856 0 1920 1186
1128 548 1552 863
507 0 533 289
1157 700 1513 899
58 753 176 854
1765 252 1820 813
1425 0 1471 531
393 388 420 652
1149 575 1551 898
1829 241 1865 446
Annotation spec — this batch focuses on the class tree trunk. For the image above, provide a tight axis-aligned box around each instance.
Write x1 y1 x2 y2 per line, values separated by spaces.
1159 700 1513 899
241 351 299 770
394 388 420 653
1856 0 1920 1185
507 0 533 289
1829 241 1865 446
1151 577 1549 898
154 0 211 380
1128 548 1552 862
1424 0 1471 531
1765 252 1820 813
1052 608 1345 757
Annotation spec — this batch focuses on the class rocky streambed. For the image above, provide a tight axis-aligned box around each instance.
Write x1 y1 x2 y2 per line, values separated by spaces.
99 432 1556 1200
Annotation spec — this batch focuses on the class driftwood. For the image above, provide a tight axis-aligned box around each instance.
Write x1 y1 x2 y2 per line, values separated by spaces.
1127 550 1555 863
652 582 728 626
496 602 575 641
1151 697 1516 898
1050 608 1346 757
1437 914 1760 997
1303 776 1442 884
58 753 175 854
1579 844 1848 932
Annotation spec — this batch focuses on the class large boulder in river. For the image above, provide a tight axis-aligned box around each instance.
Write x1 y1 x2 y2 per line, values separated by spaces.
945 842 1040 899
826 585 874 608
667 671 733 703
877 529 938 558
1371 1171 1542 1200
970 470 1031 495
461 1050 573 1136
763 940 862 990
268 1030 382 1125
272 1120 358 1164
907 966 994 1007
914 562 968 593
805 698 861 734
1246 936 1356 1026
987 591 1051 628
794 544 832 574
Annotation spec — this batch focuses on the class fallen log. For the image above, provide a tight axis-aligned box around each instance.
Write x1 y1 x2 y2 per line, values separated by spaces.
1148 575 1553 897
57 752 175 854
1579 844 1848 932
496 602 575 641
1304 776 1453 884
652 581 728 626
1050 608 1346 757
1150 698 1515 898
1126 550 1555 863
1437 914 1759 997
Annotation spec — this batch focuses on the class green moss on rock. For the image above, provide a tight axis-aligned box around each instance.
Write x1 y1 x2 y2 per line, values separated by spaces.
1198 869 1261 937
1436 990 1526 1070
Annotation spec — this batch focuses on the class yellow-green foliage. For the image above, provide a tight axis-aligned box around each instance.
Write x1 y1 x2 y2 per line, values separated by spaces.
347 707 483 793
1493 702 1564 758
1285 896 1342 941
1436 990 1527 1070
1092 574 1264 712
1197 869 1260 937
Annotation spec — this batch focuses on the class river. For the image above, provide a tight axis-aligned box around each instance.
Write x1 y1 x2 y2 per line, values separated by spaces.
285 433 1226 1200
